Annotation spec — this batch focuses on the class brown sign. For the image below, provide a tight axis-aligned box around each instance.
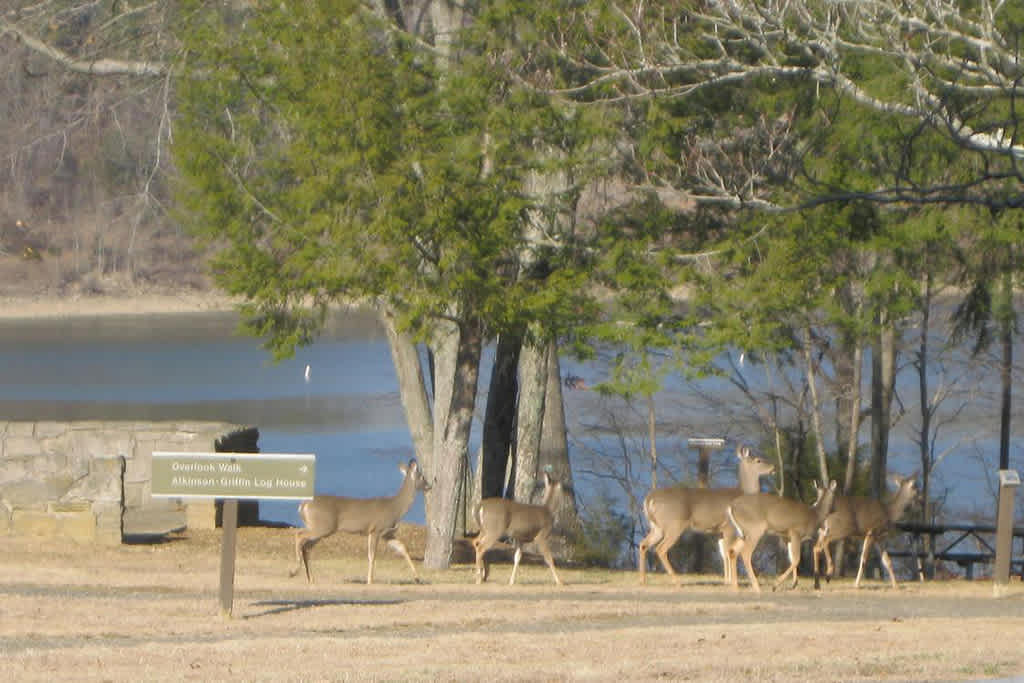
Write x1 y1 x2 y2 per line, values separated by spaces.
151 451 315 500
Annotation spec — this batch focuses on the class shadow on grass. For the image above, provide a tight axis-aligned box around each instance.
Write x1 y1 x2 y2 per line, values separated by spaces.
246 597 404 619
122 530 188 545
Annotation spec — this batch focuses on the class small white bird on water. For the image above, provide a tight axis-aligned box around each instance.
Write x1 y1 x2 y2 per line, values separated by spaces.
304 364 311 382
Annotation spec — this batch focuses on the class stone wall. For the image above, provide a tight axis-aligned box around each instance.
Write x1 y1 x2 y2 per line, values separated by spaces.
0 421 243 545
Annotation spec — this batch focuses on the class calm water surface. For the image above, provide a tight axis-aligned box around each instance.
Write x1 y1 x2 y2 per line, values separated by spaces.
0 308 1020 531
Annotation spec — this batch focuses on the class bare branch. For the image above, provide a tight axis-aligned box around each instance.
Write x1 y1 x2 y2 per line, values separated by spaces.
1 20 168 76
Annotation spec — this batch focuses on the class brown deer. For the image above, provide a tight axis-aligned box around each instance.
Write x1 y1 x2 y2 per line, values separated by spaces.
726 480 838 593
289 458 430 584
638 445 776 586
473 471 568 586
813 473 918 588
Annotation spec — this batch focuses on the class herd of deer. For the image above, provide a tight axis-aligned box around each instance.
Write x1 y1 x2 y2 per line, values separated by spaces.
287 447 919 593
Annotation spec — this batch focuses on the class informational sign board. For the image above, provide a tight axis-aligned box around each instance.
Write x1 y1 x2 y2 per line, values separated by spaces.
151 451 315 501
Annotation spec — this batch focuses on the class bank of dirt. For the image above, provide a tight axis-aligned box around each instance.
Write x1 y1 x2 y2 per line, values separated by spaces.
0 290 238 320
1 526 1023 682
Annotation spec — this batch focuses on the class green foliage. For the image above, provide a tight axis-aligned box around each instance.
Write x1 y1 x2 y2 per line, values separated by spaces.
572 491 634 569
173 1 618 358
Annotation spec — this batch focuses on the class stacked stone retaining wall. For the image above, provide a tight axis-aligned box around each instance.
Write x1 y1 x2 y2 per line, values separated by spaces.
0 421 243 545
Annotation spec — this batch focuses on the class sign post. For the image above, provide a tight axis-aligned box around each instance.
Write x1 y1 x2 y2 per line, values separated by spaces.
994 469 1020 596
688 437 726 488
152 451 315 617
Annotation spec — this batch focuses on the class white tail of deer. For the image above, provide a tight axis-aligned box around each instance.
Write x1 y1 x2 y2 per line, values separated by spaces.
473 471 567 586
638 445 775 586
726 480 838 593
289 458 430 584
813 473 918 589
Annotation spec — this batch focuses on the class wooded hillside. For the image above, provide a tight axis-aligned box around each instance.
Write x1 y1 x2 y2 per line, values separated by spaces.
1 2 200 297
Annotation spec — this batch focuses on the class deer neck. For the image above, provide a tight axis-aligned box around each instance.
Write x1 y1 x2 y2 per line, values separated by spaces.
886 486 915 522
736 466 762 494
813 487 836 524
540 485 560 512
393 471 418 516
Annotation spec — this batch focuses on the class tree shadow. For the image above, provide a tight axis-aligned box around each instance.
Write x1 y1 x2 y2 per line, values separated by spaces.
244 597 404 619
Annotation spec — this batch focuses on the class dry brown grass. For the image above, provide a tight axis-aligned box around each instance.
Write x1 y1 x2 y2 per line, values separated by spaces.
2 526 1023 682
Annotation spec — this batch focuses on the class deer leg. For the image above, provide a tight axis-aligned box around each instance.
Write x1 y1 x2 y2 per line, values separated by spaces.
879 548 897 589
385 536 421 583
473 534 494 584
509 543 523 585
653 526 685 587
822 539 835 578
720 525 739 585
855 533 875 588
727 535 755 592
289 529 306 579
291 531 320 584
718 537 730 584
637 524 664 585
382 527 420 582
366 532 381 585
773 535 801 590
535 533 563 586
813 530 832 590
737 539 761 594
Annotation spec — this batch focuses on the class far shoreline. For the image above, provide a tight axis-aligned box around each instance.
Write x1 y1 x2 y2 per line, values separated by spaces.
0 291 240 321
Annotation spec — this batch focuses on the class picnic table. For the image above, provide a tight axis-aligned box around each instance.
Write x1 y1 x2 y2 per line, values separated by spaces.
891 521 1024 580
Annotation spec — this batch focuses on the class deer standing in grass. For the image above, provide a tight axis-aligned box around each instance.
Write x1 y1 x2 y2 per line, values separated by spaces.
473 471 568 586
638 446 776 586
289 458 430 584
813 473 918 589
726 479 838 593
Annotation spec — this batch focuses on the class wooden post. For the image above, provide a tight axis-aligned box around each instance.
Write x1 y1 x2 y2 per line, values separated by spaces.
219 499 239 618
688 438 725 488
687 437 725 573
994 470 1020 595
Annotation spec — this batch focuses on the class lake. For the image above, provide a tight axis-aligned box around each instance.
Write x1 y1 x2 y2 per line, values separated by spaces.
0 307 1020 536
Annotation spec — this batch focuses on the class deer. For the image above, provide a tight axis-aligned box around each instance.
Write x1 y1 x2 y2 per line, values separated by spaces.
638 445 776 586
812 473 918 589
289 457 431 585
473 471 568 586
726 479 838 593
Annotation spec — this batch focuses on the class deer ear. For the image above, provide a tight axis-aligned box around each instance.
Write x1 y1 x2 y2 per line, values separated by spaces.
398 463 409 476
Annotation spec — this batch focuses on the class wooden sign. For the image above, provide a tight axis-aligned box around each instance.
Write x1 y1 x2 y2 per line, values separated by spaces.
151 451 315 500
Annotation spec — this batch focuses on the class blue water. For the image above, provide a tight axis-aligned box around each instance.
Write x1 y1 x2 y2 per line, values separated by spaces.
0 308 1021 533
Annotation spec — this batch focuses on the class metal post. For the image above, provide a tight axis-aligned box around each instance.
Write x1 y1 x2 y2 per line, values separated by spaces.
994 470 1020 596
219 499 239 618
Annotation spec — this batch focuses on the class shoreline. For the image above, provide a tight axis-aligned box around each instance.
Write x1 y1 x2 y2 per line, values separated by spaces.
0 291 239 320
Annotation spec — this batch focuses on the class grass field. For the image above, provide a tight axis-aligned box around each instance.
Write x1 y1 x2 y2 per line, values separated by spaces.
2 525 1023 682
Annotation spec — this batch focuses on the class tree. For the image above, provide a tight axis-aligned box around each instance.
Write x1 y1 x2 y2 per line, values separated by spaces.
172 0 606 568
1 2 185 290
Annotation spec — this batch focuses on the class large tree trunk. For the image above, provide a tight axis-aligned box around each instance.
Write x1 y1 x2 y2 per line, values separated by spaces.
870 319 896 500
998 274 1013 472
539 341 578 527
803 327 830 484
915 272 934 524
380 307 434 467
842 340 863 495
512 337 548 503
481 332 521 499
423 319 483 569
